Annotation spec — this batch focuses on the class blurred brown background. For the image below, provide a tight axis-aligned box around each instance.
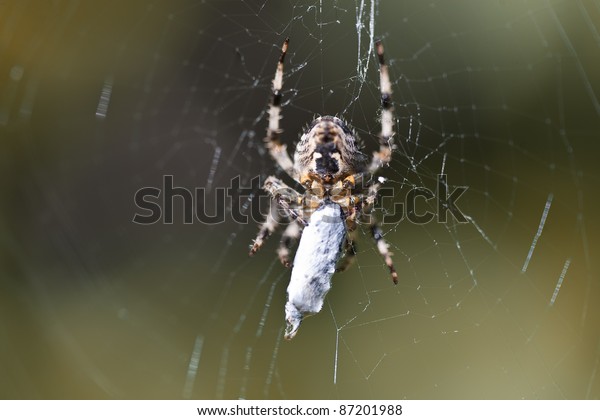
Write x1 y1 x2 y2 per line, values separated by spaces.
1 0 599 399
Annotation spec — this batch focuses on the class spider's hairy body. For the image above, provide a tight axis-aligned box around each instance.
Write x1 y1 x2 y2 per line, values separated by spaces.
250 39 398 340
295 116 366 184
294 116 367 208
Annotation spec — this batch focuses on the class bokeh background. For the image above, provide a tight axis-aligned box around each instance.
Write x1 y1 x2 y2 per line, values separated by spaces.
1 0 599 399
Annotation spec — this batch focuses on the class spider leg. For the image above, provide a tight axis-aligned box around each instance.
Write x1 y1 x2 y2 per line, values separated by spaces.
249 175 306 256
277 221 302 267
352 181 398 284
263 176 308 226
369 221 398 285
336 229 357 273
364 181 381 209
347 181 381 214
249 198 281 256
265 38 295 178
368 40 395 175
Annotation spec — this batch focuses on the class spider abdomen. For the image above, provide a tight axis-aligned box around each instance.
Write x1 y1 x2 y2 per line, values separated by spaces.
294 116 366 183
314 142 340 176
284 201 346 340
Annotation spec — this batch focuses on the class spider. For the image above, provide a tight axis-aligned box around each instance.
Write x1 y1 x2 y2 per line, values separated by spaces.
249 38 397 340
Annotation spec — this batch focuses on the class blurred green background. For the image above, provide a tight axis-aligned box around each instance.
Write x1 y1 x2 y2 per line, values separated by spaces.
1 0 599 399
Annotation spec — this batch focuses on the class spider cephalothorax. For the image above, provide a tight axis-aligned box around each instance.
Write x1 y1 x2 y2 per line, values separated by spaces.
250 38 397 339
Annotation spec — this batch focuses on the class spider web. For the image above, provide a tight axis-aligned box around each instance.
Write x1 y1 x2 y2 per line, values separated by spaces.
1 0 599 399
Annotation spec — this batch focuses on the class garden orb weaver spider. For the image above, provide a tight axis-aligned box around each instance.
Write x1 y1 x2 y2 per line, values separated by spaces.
250 38 397 340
